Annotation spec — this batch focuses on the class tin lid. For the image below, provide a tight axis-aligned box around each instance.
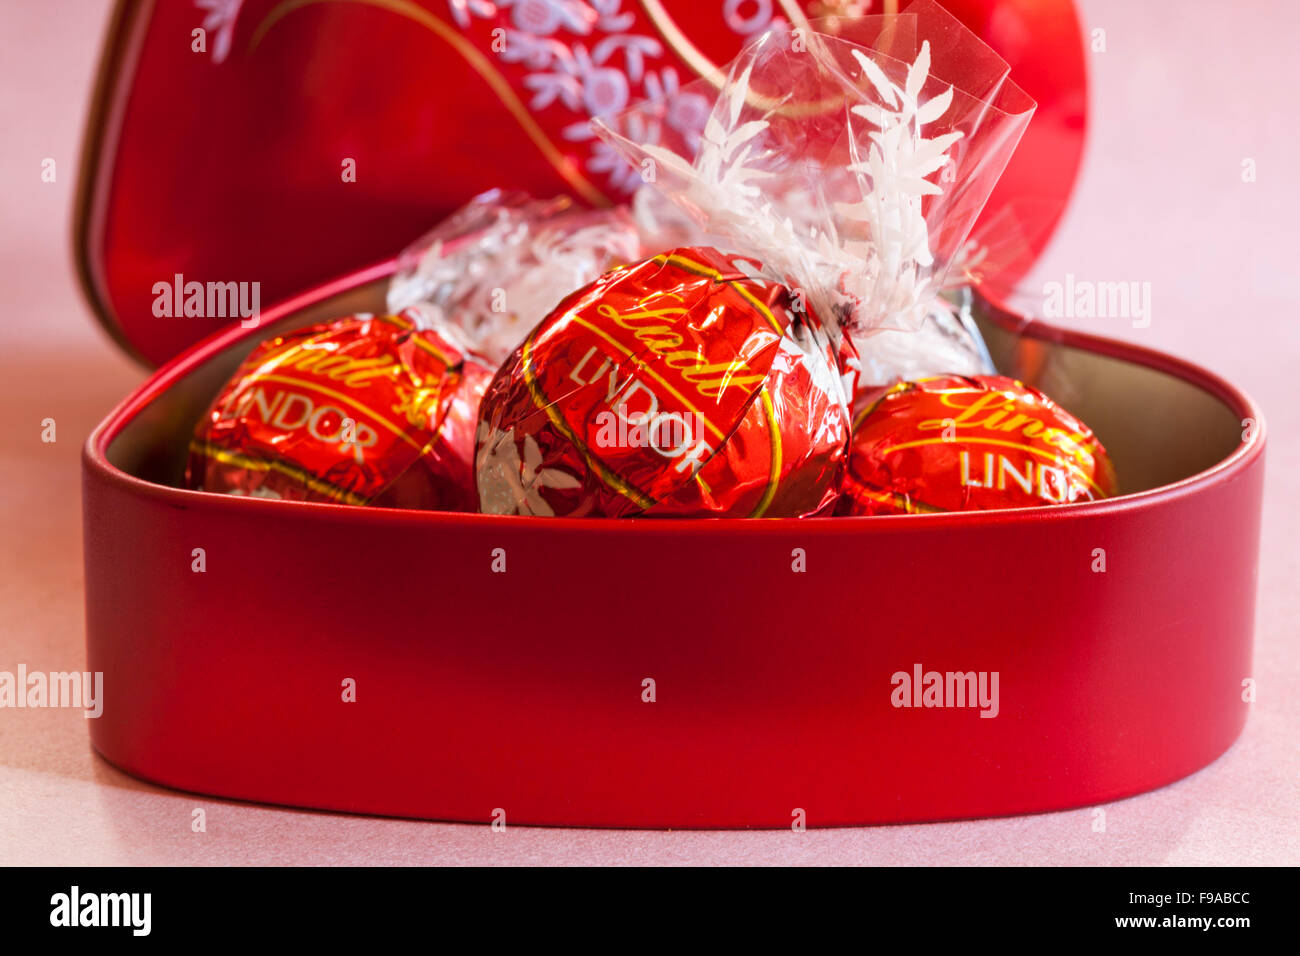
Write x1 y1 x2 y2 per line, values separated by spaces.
75 0 1086 366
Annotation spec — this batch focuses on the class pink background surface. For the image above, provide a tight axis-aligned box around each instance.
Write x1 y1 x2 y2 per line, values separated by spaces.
1 0 1296 865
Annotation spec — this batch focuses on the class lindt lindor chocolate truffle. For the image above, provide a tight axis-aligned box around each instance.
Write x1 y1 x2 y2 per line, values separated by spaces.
186 309 491 510
475 246 856 518
837 374 1118 515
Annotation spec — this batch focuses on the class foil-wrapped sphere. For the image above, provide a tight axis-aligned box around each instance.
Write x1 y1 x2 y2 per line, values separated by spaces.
187 310 491 510
475 247 857 518
838 374 1118 515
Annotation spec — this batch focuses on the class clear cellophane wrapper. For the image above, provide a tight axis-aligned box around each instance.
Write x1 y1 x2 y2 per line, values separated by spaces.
387 189 645 365
593 0 1036 392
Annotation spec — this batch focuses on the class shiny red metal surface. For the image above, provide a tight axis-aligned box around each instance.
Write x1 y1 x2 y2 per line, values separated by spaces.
75 0 1086 366
82 264 1265 827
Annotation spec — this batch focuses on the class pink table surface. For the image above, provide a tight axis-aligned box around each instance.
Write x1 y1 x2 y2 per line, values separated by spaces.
1 0 1296 866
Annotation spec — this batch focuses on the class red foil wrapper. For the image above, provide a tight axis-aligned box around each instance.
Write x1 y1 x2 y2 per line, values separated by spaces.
475 247 856 518
839 374 1118 515
186 311 491 510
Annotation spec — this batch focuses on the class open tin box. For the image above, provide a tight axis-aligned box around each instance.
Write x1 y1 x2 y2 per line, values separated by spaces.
76 0 1264 827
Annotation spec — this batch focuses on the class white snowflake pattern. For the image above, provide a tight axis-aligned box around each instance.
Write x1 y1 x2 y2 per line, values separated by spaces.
194 0 245 64
580 109 661 192
450 0 773 192
197 0 779 191
498 0 597 36
524 70 585 110
644 68 710 147
477 425 581 516
836 41 965 330
197 0 782 191
596 38 965 337
722 0 774 35
589 0 635 32
449 0 499 28
496 29 570 71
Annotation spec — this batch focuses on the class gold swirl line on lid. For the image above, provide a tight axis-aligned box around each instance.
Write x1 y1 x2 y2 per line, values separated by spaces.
637 0 729 90
635 0 826 89
636 0 903 118
248 0 610 206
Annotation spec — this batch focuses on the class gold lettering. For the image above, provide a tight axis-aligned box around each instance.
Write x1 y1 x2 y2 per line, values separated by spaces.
249 386 281 422
918 391 1002 430
917 393 1095 467
593 301 768 398
391 384 446 429
258 343 399 388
